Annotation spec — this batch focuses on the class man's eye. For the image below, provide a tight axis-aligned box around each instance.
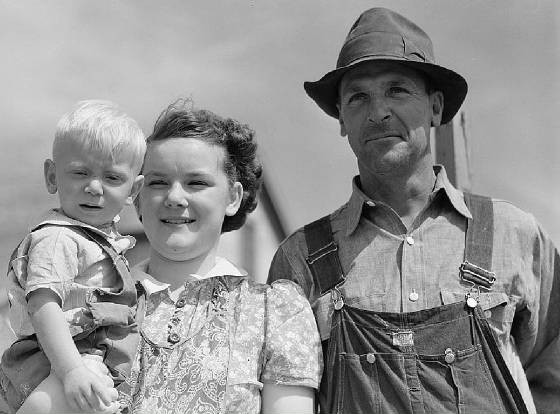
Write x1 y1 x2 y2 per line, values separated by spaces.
347 92 368 104
388 86 408 95
72 170 87 177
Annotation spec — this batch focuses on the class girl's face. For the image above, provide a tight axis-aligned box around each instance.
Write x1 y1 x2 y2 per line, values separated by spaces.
139 137 242 263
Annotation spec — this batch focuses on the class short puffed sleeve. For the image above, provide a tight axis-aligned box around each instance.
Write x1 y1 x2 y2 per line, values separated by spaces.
261 279 323 388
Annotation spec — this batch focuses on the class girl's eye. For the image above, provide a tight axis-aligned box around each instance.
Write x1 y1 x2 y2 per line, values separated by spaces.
72 170 87 177
190 181 208 187
147 180 167 188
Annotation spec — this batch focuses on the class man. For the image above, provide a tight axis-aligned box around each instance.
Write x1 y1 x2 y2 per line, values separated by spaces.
268 7 559 414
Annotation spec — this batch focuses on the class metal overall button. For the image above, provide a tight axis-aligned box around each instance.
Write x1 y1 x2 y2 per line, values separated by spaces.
408 290 419 302
444 348 455 364
366 353 376 363
176 298 186 308
405 236 415 245
331 287 344 310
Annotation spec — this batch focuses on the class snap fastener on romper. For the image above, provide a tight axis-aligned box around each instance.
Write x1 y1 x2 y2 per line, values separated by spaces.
366 353 376 363
409 291 419 302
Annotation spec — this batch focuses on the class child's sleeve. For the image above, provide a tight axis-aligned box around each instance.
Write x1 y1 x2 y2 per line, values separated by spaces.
23 227 80 304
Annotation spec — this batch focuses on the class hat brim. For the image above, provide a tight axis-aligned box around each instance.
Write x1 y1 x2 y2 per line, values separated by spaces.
304 57 468 125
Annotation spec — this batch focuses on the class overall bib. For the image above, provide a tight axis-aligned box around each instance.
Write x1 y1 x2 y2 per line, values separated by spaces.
0 225 142 411
304 193 527 414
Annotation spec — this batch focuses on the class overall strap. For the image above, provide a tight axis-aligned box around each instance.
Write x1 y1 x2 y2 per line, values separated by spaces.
74 226 135 299
74 226 131 272
462 193 496 288
304 215 345 295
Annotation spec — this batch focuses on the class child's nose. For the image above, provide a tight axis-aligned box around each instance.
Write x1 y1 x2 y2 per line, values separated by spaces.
85 179 103 195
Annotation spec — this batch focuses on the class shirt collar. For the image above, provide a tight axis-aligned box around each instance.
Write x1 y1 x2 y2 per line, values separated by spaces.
344 165 472 236
431 165 472 219
33 208 133 253
132 256 248 297
344 177 371 236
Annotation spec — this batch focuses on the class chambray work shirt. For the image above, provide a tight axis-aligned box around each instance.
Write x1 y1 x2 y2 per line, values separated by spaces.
268 166 560 414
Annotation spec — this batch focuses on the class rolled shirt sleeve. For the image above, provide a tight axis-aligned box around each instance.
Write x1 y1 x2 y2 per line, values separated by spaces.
515 217 560 414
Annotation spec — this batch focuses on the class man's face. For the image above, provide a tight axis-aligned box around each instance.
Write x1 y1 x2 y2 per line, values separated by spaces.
337 61 443 176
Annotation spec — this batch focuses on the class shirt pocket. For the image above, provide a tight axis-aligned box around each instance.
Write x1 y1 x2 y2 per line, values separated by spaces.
441 289 517 343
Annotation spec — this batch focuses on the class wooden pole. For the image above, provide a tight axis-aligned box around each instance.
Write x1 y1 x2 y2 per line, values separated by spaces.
434 111 471 191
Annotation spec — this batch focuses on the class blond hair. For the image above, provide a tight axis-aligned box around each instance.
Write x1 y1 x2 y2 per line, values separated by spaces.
53 100 146 172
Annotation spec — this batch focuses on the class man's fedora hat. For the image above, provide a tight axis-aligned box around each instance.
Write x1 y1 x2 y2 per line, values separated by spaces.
304 7 468 124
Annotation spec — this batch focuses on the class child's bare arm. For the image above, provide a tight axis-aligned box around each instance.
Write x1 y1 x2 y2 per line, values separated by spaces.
27 288 117 412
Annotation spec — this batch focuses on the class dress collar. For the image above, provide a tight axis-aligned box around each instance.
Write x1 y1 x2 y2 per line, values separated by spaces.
132 257 248 297
344 165 472 236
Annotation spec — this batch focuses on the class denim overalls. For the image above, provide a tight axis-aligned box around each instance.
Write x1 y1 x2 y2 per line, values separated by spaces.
0 224 143 411
304 193 528 414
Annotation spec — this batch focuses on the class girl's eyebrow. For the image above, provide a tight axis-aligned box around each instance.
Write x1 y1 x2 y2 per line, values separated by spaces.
143 171 166 178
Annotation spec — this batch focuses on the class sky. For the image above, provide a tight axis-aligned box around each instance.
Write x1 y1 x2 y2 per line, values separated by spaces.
0 0 558 274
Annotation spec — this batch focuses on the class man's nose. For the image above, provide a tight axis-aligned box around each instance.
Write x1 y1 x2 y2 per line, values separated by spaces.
367 97 392 123
164 182 189 208
85 179 103 195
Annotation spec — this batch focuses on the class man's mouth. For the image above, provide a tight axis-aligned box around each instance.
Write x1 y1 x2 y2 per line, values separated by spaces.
161 218 195 225
370 132 402 141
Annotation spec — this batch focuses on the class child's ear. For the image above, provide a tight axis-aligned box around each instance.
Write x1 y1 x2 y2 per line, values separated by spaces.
225 181 243 217
44 159 57 194
126 175 144 206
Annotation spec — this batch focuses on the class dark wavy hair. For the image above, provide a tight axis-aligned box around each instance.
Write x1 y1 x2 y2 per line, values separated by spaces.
141 99 263 233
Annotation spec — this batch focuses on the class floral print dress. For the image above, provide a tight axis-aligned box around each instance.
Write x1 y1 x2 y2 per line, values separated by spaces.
120 258 322 413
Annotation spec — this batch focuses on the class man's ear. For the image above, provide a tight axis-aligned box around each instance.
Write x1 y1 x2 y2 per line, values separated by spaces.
126 175 144 206
337 104 347 137
44 159 57 194
430 91 444 127
225 181 243 217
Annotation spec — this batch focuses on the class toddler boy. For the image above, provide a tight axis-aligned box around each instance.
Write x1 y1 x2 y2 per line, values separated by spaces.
0 100 146 413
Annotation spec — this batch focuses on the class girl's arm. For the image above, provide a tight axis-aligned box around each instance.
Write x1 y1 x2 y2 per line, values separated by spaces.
27 288 116 412
261 384 315 414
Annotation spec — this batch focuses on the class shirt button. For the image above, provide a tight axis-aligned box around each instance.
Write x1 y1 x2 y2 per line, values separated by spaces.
445 352 456 364
366 353 376 363
168 332 180 344
444 348 455 364
366 201 375 207
176 298 186 308
409 291 419 302
405 236 415 245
